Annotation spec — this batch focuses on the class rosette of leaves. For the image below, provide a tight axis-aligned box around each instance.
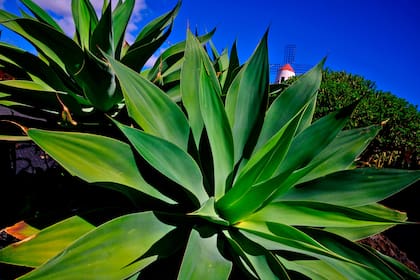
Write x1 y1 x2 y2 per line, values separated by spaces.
0 0 209 133
1 30 419 279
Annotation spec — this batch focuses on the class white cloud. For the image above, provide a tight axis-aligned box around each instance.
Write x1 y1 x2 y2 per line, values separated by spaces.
32 0 147 41
0 0 5 9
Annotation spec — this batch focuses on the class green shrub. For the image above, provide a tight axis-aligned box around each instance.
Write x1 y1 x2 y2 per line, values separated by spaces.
316 69 420 168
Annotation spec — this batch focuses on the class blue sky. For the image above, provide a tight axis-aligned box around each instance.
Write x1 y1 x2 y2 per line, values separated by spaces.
0 0 419 107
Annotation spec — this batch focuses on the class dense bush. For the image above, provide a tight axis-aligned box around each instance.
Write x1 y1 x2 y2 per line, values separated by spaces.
317 69 419 168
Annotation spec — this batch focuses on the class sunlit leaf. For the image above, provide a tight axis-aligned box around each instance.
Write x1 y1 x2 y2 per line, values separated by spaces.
113 120 208 204
178 230 232 279
224 230 290 279
244 201 405 229
295 125 381 184
188 198 229 226
198 55 234 199
0 216 94 267
181 30 205 146
277 257 347 280
104 52 190 150
254 57 326 152
302 228 405 280
217 110 303 221
18 212 173 280
280 168 420 207
236 222 356 264
225 29 269 163
0 15 83 74
27 128 173 204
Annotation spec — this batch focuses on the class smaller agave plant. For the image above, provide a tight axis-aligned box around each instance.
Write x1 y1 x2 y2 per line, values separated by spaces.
0 0 214 134
1 29 420 280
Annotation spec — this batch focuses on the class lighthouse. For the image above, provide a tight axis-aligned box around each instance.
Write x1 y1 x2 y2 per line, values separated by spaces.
275 63 296 83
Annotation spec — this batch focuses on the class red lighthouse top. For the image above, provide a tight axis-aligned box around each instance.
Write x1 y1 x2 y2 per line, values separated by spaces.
280 63 294 72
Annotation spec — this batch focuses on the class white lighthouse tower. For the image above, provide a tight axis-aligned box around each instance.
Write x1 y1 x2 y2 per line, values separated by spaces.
275 63 295 83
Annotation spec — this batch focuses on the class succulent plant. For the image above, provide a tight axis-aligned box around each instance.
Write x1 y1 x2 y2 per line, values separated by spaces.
1 18 419 280
0 0 216 135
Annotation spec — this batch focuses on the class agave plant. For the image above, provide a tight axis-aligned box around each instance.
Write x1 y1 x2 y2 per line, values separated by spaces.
0 0 216 134
1 29 419 279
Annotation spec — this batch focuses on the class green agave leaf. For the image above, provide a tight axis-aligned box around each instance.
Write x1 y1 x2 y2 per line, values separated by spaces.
198 53 234 199
0 80 83 118
277 257 347 280
113 120 208 205
210 43 229 87
134 0 180 44
275 101 357 177
296 94 317 134
325 224 400 242
236 221 357 264
181 30 205 146
280 168 420 207
188 198 229 226
73 49 121 112
20 0 63 32
100 0 109 14
219 100 353 221
221 40 241 95
0 15 84 74
112 0 135 58
182 29 234 198
224 230 289 279
159 60 182 86
324 203 409 240
353 203 407 222
236 108 303 186
302 228 406 280
367 248 420 280
245 201 405 229
217 109 304 220
218 95 357 223
121 23 173 72
72 0 98 50
254 57 326 152
295 124 381 184
0 135 30 141
147 28 216 83
18 212 174 280
90 1 113 58
27 128 173 204
260 102 358 205
177 230 232 279
0 43 85 103
0 216 94 267
0 80 53 91
225 30 269 164
104 52 190 150
121 0 180 71
217 170 290 224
